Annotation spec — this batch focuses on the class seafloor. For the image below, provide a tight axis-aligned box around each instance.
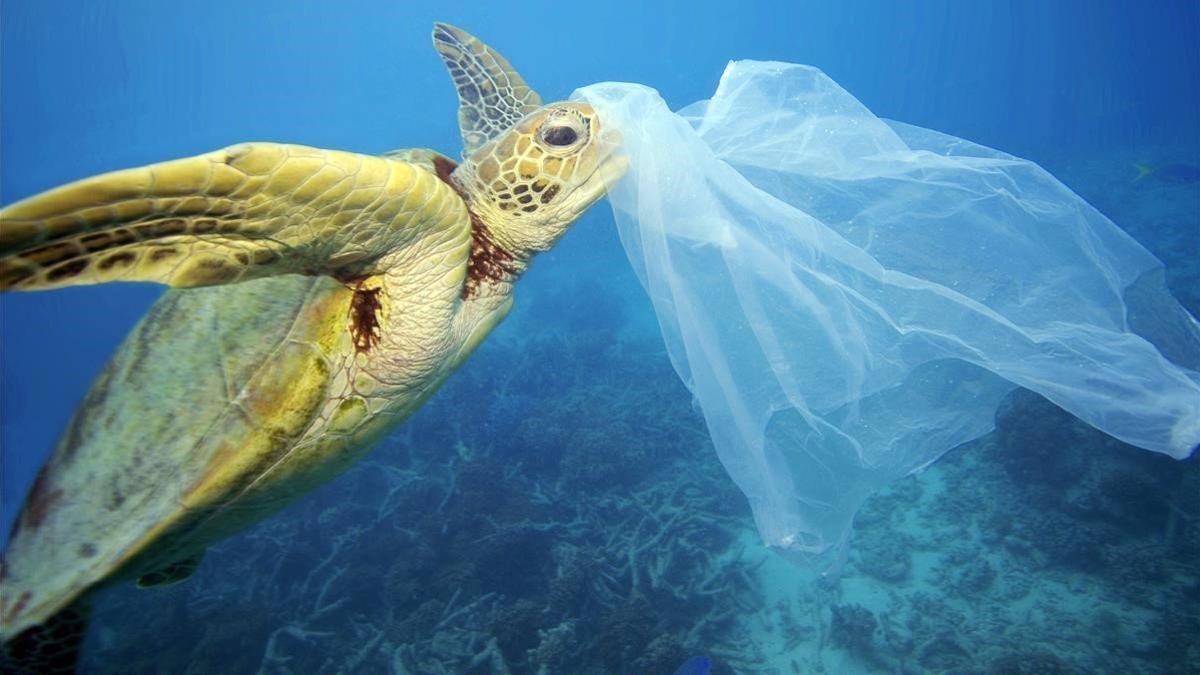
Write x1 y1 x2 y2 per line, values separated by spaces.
76 151 1198 674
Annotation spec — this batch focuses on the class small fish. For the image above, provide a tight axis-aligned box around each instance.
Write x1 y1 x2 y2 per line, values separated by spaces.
673 655 712 675
1133 162 1200 184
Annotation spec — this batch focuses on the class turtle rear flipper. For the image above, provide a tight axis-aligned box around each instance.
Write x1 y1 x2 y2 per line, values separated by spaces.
136 551 204 588
0 143 448 291
0 599 89 675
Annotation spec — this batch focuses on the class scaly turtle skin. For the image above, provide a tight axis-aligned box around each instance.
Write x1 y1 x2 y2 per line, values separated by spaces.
0 23 626 671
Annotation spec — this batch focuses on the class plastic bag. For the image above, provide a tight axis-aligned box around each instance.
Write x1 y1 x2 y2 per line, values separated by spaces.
572 61 1200 563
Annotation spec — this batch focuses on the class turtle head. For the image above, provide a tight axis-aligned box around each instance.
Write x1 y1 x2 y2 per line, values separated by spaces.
432 23 628 287
455 102 627 256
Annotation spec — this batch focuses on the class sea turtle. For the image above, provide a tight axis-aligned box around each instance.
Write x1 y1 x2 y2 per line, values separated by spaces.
0 23 626 672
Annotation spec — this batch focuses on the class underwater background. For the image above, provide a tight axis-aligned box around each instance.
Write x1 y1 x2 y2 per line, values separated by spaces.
1 1 1198 673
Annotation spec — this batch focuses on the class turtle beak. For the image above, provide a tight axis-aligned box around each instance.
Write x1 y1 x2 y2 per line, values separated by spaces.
596 151 630 189
585 126 630 198
576 152 629 212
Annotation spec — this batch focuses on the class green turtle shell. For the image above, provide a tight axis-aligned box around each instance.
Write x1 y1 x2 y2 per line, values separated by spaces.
2 275 344 634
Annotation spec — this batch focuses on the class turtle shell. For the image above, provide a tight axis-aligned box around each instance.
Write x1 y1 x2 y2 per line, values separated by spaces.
0 273 349 637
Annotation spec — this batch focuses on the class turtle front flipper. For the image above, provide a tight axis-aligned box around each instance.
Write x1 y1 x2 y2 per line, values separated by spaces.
0 143 458 291
433 22 543 156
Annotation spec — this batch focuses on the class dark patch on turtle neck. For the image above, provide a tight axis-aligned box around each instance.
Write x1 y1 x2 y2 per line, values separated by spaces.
431 154 522 300
432 155 458 185
350 282 383 353
462 221 521 299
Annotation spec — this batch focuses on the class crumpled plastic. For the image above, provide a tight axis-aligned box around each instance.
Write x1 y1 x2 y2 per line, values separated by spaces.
572 61 1200 564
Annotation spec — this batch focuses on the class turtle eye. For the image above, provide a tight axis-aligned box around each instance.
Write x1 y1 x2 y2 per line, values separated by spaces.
541 125 579 147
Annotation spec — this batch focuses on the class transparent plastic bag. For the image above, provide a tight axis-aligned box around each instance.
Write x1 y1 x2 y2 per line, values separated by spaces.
573 61 1200 563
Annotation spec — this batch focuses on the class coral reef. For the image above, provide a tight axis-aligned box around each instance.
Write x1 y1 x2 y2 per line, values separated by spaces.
854 533 912 582
987 650 1073 675
829 604 876 653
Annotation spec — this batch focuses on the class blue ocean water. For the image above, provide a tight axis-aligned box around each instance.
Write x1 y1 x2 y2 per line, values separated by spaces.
1 1 1197 673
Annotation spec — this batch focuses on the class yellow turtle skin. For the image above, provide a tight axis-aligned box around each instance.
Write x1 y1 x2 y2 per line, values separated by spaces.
0 22 627 658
